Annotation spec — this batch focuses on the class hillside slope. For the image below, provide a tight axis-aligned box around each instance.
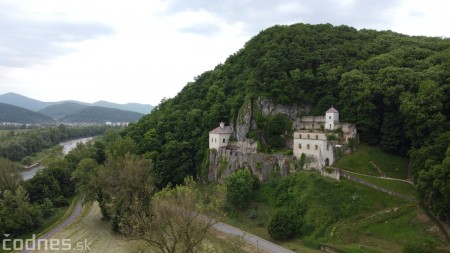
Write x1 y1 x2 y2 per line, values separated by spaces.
61 106 144 123
125 23 450 222
0 102 56 124
38 102 89 120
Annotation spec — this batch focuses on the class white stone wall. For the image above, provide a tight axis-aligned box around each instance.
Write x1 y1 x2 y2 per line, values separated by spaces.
293 132 334 169
209 133 232 150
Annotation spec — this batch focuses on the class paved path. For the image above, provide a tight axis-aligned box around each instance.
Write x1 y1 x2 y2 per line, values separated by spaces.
20 201 83 253
213 222 295 253
337 168 414 185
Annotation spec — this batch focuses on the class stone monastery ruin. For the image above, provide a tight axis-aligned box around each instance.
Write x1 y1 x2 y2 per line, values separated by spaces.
208 106 357 181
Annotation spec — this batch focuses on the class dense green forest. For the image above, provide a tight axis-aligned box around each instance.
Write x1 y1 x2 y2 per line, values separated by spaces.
125 24 450 223
0 125 110 162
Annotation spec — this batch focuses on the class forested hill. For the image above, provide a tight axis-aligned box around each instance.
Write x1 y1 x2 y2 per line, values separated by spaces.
0 103 56 124
61 106 144 123
125 24 450 222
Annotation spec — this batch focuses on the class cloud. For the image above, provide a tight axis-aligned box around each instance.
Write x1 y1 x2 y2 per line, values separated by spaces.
165 0 403 34
0 3 113 68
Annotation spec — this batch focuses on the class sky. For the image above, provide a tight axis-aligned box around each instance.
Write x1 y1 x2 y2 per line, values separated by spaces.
0 0 449 105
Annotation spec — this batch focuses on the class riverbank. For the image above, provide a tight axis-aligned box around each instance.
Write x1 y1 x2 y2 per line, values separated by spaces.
19 137 94 180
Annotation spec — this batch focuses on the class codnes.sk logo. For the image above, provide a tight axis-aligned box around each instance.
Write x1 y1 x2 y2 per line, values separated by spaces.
2 234 92 251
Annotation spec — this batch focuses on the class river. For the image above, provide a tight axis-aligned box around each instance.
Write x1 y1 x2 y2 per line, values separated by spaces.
20 137 93 180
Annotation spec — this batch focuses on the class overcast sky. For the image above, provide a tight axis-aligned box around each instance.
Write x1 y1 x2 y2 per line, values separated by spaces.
0 0 449 105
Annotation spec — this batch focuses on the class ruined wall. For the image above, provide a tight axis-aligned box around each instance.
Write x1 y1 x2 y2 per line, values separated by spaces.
208 148 296 182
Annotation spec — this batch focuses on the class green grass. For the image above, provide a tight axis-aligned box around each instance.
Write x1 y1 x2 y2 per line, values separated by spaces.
221 172 448 253
345 172 417 200
334 144 410 179
330 206 449 253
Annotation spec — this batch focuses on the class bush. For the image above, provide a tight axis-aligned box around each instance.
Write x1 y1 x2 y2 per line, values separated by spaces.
39 198 54 217
52 196 69 207
249 209 258 220
225 169 255 210
268 209 302 240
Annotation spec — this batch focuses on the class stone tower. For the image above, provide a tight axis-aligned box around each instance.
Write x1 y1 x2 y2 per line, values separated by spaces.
325 106 339 130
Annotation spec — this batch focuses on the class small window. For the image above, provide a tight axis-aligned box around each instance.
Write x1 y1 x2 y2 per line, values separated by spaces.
299 134 302 139
315 145 318 150
307 144 310 150
329 116 331 119
211 138 213 142
327 144 330 151
307 134 310 139
223 138 225 143
316 134 318 140
329 124 332 129
298 143 302 149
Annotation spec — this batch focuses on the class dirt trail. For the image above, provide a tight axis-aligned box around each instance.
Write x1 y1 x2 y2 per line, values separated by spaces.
31 202 135 253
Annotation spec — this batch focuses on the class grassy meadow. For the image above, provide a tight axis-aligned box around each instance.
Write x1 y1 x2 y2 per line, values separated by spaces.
334 144 410 179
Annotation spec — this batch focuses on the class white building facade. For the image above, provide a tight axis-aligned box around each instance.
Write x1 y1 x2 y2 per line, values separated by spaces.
209 122 234 150
325 106 339 130
293 131 334 169
293 106 351 169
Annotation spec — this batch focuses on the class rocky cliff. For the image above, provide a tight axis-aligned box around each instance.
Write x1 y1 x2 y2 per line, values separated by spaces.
234 97 310 142
208 148 296 182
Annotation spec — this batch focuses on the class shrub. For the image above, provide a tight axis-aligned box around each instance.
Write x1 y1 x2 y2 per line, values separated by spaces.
268 209 302 240
225 169 254 210
249 209 258 220
52 196 69 207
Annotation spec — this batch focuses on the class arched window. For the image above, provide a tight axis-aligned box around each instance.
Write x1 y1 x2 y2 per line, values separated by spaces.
223 138 226 143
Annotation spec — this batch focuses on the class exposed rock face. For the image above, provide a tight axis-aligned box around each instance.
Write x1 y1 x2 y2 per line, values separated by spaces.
235 99 253 142
258 98 310 129
208 148 296 182
234 97 310 142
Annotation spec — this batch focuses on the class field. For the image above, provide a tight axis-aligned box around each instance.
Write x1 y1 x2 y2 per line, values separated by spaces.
28 202 260 253
334 144 410 179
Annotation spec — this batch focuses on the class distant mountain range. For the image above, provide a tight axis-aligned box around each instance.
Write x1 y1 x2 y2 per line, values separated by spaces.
0 92 153 114
0 93 150 124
